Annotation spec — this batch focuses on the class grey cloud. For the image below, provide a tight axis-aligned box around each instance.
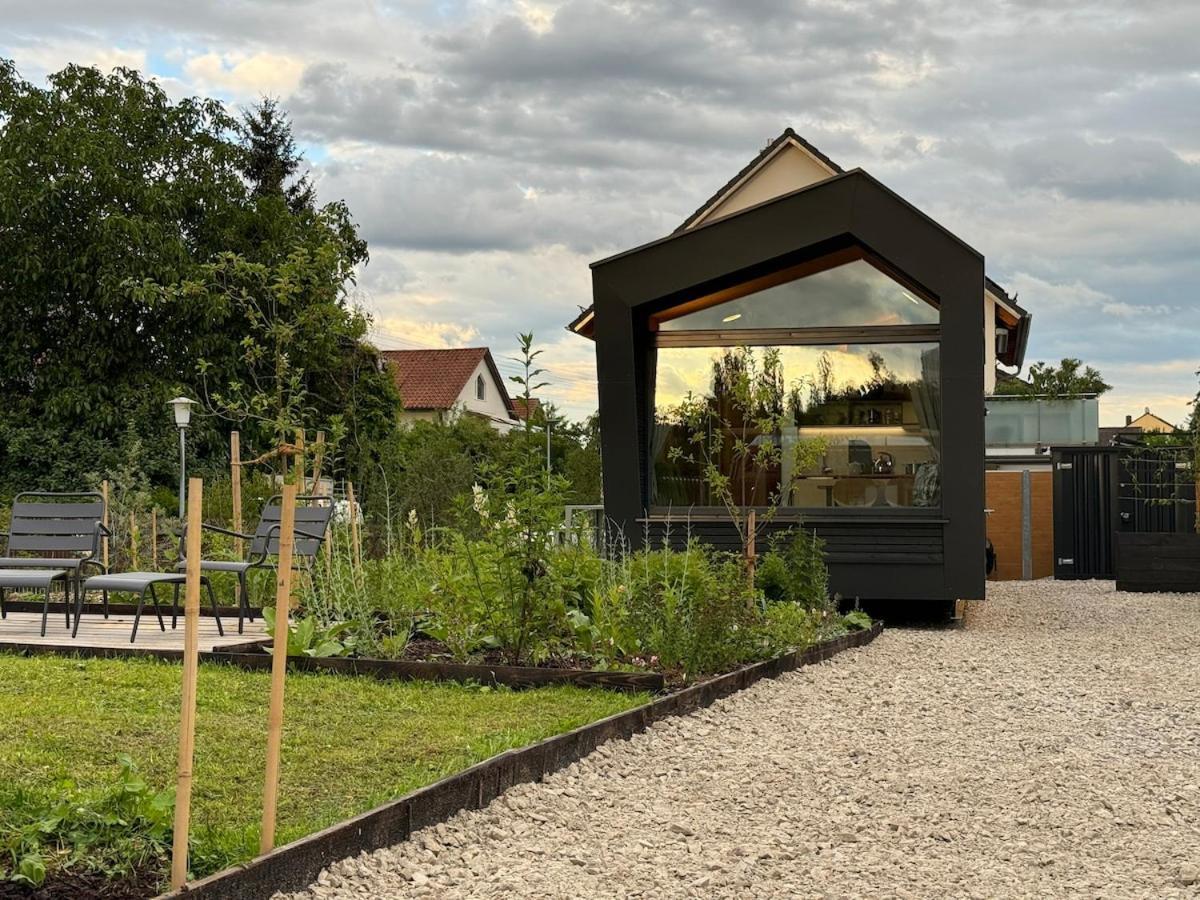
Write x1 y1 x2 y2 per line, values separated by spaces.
1003 136 1200 201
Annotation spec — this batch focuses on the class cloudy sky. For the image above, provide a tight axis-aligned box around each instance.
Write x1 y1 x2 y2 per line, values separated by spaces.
3 0 1199 424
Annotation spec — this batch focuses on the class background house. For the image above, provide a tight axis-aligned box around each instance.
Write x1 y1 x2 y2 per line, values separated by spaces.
381 348 518 433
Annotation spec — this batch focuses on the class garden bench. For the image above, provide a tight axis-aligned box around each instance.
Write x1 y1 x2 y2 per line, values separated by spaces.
78 571 224 643
175 495 334 633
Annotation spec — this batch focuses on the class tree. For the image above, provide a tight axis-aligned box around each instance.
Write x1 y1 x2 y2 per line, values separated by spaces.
238 97 316 213
0 61 394 494
995 358 1111 398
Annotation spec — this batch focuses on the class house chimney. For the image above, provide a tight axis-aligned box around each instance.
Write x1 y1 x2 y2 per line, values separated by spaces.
1145 406 1151 414
1125 415 1132 426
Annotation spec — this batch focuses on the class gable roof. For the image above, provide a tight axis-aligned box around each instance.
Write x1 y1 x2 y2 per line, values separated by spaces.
1130 409 1175 431
675 127 843 234
567 127 1032 371
381 347 514 413
511 397 542 420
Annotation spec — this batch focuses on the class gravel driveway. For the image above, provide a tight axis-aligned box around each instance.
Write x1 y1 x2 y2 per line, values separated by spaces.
282 581 1200 899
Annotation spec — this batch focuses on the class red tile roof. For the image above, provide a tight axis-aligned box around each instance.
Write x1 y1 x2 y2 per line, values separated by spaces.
511 397 542 420
381 348 512 412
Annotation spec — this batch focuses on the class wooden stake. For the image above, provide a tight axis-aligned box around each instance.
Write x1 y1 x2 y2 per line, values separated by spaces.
347 481 362 573
171 477 204 890
311 430 326 496
231 431 243 559
260 483 297 855
745 509 757 583
294 430 306 491
151 508 158 570
129 511 138 570
101 480 110 571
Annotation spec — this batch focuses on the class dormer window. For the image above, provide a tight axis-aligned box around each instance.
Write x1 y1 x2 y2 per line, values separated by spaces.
475 374 486 401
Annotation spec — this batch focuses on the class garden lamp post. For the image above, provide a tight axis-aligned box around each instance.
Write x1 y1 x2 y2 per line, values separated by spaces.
168 397 195 520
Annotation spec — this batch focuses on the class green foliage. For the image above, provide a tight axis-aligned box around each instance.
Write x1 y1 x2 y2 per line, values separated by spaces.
843 609 873 631
263 608 358 658
0 61 395 495
0 756 173 887
994 358 1111 398
756 529 832 612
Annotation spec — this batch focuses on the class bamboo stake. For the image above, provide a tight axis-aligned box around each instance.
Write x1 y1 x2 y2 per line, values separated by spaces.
311 430 326 496
151 508 158 570
294 430 306 491
260 483 297 854
745 509 757 584
231 431 243 559
170 477 204 890
101 480 110 571
347 481 362 573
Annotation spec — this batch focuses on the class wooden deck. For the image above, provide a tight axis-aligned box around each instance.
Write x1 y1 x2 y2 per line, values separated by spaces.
0 609 268 653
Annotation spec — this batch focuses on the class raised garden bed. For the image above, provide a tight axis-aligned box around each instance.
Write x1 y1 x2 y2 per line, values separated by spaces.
208 642 665 692
161 621 882 900
1115 532 1200 592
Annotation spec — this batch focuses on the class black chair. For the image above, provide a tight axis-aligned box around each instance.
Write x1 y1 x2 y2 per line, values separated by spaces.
0 492 107 635
176 495 334 633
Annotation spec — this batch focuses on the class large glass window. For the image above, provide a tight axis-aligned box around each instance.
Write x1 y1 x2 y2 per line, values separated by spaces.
656 257 938 332
652 343 941 509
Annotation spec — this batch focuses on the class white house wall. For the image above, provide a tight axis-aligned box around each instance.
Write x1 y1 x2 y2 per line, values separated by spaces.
689 142 834 228
455 358 517 432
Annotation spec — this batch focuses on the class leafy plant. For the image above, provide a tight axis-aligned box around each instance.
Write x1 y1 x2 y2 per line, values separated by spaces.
756 528 832 612
263 608 359 657
843 609 873 631
0 756 173 887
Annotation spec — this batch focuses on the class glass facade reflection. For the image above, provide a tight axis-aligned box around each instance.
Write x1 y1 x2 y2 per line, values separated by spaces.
653 344 942 509
657 259 939 332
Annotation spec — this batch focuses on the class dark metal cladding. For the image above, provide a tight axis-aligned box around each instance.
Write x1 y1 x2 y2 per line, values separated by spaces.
590 170 986 611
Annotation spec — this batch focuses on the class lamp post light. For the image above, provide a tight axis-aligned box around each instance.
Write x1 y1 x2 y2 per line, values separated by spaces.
168 397 195 521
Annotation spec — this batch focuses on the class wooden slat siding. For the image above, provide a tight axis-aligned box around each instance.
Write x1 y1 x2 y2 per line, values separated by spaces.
643 519 943 563
11 502 104 518
985 471 1056 581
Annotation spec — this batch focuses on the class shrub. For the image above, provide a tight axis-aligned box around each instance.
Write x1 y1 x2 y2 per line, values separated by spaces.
756 528 831 612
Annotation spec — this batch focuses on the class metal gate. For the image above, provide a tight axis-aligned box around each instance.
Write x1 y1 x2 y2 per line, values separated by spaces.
1052 447 1120 579
1052 445 1195 579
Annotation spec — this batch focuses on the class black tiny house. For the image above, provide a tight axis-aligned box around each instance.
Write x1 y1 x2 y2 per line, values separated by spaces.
580 167 987 616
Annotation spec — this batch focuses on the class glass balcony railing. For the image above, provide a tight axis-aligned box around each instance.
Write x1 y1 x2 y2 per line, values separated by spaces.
984 396 1099 447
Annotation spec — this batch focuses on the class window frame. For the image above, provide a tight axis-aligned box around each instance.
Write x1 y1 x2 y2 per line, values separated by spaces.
475 374 486 401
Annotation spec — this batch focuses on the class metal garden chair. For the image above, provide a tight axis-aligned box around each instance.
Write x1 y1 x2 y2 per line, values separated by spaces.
0 491 107 636
175 495 334 633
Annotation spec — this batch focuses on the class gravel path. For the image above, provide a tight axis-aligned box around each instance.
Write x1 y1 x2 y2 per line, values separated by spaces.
282 581 1200 899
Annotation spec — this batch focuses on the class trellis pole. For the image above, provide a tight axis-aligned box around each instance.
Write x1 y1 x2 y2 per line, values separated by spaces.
347 480 362 573
101 480 110 571
311 430 326 496
170 477 204 889
260 483 297 854
231 431 243 558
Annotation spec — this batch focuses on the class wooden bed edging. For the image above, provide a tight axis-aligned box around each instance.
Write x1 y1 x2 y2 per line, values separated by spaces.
206 646 665 693
160 621 882 900
0 639 663 693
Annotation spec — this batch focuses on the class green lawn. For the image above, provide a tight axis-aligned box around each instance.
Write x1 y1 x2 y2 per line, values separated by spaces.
0 653 647 878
